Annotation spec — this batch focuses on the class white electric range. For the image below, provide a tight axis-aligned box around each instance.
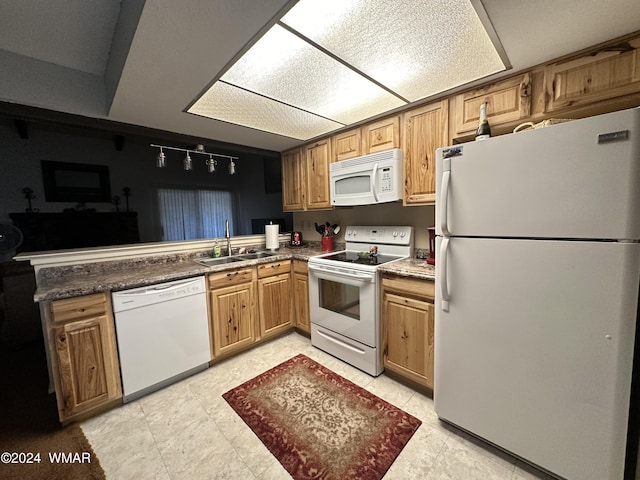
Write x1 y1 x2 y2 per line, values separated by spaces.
308 225 413 376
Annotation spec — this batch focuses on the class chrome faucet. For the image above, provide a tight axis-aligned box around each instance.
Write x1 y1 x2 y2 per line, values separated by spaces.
225 219 231 256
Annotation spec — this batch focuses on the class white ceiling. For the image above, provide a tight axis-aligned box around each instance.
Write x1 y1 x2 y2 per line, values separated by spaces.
0 0 639 153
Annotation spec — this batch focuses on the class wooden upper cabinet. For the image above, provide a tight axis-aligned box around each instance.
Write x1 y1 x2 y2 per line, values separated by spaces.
281 148 305 211
401 99 448 206
363 116 400 154
333 128 362 161
304 138 333 210
452 73 532 138
544 36 640 113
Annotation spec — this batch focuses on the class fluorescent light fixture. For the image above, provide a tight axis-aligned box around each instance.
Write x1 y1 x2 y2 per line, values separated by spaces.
187 0 508 141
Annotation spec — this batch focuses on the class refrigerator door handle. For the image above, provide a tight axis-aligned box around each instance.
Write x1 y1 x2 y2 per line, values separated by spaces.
440 237 450 311
439 169 451 236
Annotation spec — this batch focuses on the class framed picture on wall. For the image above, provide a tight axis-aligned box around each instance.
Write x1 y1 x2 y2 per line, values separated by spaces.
41 160 112 203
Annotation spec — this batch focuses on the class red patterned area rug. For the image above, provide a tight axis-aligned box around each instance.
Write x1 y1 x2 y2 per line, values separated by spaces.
222 354 421 480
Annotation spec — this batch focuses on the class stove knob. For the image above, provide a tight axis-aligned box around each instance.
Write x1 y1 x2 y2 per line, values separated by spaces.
400 231 406 238
352 230 358 237
392 230 398 237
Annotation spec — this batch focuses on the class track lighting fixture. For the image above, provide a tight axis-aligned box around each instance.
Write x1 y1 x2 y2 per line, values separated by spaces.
150 143 238 174
183 152 193 171
156 147 166 168
207 155 217 173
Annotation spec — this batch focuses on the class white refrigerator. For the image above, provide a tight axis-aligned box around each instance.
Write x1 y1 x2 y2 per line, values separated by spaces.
435 107 640 480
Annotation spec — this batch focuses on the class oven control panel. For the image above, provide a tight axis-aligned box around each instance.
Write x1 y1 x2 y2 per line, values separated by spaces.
344 226 413 245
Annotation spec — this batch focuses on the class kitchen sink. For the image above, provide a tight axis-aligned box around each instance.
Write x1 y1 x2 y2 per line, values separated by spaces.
234 251 278 260
193 251 278 267
193 256 243 266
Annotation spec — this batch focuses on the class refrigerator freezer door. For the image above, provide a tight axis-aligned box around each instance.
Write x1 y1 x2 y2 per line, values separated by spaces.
436 108 640 240
434 236 640 480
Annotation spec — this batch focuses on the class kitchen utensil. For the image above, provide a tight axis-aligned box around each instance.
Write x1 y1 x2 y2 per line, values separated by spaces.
315 222 325 235
333 225 340 235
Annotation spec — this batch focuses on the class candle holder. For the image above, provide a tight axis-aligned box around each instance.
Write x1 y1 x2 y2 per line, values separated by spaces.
22 187 39 213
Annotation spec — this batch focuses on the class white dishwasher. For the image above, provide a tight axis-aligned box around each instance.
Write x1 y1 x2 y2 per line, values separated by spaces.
112 276 210 403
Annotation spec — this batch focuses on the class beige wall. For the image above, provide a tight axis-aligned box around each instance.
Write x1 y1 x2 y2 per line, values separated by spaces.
293 203 435 250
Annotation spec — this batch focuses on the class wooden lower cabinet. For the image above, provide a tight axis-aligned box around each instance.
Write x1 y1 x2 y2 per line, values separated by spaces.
209 261 296 359
48 293 122 423
257 260 292 340
381 275 435 389
292 260 310 334
208 268 257 358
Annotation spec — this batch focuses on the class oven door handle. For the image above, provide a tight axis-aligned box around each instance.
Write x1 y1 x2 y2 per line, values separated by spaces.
308 264 375 283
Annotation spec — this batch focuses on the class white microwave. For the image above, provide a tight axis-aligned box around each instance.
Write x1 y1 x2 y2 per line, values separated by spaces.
330 148 403 206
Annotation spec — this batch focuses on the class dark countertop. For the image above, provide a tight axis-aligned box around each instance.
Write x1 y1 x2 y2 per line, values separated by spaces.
34 244 435 302
34 245 327 302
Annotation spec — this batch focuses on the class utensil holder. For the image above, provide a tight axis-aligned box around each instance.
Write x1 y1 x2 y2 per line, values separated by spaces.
321 236 334 251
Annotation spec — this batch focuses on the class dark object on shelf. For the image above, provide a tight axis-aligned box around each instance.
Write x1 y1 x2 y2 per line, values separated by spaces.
22 187 39 213
9 212 139 252
113 195 120 212
122 187 131 212
41 160 112 203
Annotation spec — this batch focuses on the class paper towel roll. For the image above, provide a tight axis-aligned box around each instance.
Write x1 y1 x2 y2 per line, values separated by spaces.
265 224 279 250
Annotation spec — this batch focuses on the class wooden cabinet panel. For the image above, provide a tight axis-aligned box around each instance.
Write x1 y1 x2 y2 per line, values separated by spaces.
401 100 448 205
453 73 532 136
210 281 256 357
54 316 118 416
208 268 254 289
304 139 333 210
333 128 362 161
292 260 310 334
51 293 107 324
383 293 434 387
381 276 435 389
281 148 305 211
363 115 400 153
49 294 121 422
257 259 291 279
544 37 640 113
258 272 292 340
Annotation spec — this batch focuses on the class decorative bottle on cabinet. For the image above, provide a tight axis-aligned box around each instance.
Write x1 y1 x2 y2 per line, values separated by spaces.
475 102 491 141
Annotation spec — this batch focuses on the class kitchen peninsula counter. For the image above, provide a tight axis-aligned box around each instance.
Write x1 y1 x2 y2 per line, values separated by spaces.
33 244 328 302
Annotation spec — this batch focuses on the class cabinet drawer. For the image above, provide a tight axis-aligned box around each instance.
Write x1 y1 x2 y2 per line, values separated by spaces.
51 293 108 324
382 275 435 300
208 268 255 289
257 260 291 278
293 260 308 274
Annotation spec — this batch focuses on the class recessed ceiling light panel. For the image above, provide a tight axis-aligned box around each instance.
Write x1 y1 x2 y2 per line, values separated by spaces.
188 0 508 141
281 0 507 102
220 25 405 125
189 81 344 140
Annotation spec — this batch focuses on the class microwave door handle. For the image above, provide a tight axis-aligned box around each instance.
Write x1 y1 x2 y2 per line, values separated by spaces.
371 163 379 202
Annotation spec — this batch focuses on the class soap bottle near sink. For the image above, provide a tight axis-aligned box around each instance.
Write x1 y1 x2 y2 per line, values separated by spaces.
212 241 221 258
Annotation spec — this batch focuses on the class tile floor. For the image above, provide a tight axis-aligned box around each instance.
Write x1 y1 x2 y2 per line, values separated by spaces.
82 332 558 480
